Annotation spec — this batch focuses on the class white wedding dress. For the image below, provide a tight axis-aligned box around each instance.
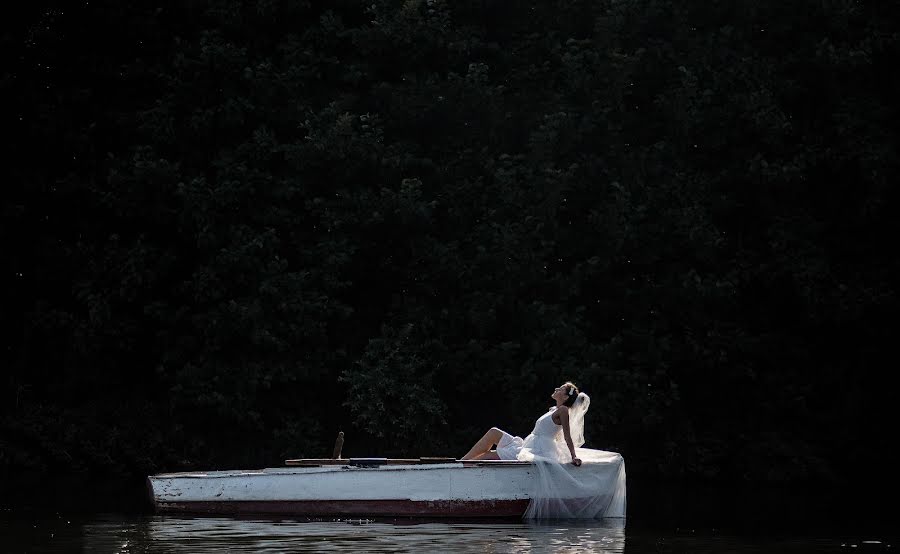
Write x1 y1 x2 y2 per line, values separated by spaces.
494 394 626 519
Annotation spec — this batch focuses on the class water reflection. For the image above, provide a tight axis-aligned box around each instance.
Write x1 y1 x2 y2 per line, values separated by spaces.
82 516 626 553
4 514 894 553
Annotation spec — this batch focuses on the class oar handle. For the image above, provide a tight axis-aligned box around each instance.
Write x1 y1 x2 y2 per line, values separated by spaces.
332 431 344 459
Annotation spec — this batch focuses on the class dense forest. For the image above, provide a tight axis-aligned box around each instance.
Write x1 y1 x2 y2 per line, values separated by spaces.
2 0 898 508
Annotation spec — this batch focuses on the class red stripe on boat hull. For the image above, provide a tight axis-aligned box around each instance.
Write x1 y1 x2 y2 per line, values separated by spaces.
155 499 530 517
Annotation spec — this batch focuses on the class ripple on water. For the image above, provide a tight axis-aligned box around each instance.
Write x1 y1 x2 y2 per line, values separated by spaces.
79 517 628 553
3 515 894 553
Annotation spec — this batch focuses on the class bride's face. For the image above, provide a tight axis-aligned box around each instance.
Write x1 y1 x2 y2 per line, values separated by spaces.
551 385 569 403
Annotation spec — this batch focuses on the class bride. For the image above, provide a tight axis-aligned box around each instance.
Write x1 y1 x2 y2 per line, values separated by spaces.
462 382 586 464
461 382 626 519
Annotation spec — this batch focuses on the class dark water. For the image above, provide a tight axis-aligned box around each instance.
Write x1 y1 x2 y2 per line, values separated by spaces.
2 481 892 552
1 514 893 553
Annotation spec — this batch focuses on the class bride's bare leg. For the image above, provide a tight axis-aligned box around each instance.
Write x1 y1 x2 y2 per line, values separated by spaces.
470 450 501 461
461 427 503 460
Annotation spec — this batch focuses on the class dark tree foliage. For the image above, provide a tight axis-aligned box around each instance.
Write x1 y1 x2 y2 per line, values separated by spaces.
2 0 897 499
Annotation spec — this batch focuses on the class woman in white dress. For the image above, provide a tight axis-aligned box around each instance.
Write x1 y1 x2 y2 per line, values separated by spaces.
461 382 585 465
461 382 626 519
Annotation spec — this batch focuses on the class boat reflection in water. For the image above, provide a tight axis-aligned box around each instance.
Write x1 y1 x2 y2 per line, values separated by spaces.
82 515 627 553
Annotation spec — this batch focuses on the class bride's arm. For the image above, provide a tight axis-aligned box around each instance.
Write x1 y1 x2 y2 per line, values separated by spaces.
558 407 583 466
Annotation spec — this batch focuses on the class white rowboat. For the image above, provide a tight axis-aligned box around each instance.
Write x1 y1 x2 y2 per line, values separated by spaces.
147 457 624 518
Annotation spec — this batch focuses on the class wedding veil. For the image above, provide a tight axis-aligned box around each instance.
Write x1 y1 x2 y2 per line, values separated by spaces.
568 392 590 448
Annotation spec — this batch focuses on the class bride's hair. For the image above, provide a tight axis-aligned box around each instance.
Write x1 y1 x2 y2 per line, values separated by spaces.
562 381 580 407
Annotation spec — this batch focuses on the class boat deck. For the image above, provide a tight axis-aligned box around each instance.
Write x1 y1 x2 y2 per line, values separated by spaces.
153 459 532 479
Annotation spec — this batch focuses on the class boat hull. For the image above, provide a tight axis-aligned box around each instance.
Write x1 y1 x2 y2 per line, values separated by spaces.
154 498 530 517
149 462 536 518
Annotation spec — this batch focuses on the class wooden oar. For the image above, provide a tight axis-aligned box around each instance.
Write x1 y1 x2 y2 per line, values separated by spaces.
284 432 527 466
284 457 459 466
284 457 529 467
